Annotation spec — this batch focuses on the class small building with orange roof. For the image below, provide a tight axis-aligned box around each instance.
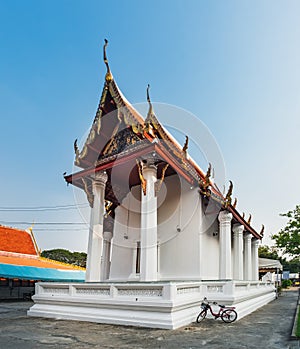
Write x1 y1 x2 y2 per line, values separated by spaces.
0 225 85 300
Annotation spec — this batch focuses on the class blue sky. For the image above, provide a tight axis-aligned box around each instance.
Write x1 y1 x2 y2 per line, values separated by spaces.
0 1 299 251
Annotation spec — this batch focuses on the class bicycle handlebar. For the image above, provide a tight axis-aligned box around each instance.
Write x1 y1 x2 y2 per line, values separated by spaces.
202 297 235 310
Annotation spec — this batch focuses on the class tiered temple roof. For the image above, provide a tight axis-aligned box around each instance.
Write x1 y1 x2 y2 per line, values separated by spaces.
65 40 263 240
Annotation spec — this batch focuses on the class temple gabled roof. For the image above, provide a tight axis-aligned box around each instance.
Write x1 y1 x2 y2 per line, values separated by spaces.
66 40 264 240
0 225 38 256
74 41 145 169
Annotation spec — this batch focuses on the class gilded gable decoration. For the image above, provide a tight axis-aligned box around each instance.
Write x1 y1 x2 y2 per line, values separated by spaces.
155 163 169 196
82 177 94 208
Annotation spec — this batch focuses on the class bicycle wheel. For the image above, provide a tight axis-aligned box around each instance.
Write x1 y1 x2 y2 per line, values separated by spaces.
196 310 207 323
221 309 237 323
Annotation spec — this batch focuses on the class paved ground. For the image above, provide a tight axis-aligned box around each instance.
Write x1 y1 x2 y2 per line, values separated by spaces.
0 289 299 349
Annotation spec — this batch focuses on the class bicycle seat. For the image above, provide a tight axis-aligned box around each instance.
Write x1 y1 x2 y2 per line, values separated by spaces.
219 304 225 308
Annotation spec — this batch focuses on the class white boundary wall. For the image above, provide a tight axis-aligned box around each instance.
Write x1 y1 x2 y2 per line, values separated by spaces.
28 280 275 329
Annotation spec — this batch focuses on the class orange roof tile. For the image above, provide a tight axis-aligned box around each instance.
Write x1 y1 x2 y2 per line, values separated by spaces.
0 255 81 270
0 226 37 255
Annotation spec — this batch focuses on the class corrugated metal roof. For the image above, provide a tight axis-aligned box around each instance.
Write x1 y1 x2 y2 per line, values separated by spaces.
0 263 85 282
259 258 283 270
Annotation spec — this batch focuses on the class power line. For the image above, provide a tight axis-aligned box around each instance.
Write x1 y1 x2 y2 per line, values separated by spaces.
0 221 87 226
0 203 89 212
33 228 88 231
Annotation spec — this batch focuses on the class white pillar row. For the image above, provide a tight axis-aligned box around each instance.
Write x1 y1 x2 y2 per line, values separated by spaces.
101 230 113 281
85 171 108 282
243 233 252 280
218 211 233 280
140 160 158 281
251 238 260 281
232 224 244 280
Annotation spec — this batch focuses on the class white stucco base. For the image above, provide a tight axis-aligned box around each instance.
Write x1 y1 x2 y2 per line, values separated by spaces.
28 280 275 329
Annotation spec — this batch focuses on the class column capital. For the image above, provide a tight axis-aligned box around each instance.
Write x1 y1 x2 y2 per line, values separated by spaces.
244 232 253 241
218 210 233 224
103 231 113 241
251 238 260 247
142 159 157 173
93 171 108 187
233 224 244 235
103 216 114 233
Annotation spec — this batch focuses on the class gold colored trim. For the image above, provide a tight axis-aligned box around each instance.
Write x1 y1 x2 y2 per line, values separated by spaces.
102 119 121 155
224 180 233 208
104 200 113 218
136 160 147 195
82 177 94 208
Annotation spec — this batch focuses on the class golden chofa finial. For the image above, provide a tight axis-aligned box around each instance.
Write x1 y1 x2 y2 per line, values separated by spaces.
247 214 252 225
103 39 113 82
146 84 154 117
260 224 265 236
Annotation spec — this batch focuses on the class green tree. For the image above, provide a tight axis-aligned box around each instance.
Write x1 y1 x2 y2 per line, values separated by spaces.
258 245 300 272
272 205 300 258
258 245 279 260
41 249 87 268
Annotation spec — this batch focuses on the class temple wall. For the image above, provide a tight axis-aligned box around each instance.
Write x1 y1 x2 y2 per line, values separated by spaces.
158 175 201 280
199 217 220 280
109 191 140 280
110 175 224 281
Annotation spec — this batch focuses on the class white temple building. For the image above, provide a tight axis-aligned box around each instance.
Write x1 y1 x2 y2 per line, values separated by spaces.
28 41 275 329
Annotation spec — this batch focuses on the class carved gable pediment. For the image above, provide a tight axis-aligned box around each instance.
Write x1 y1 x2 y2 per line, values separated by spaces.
99 128 142 160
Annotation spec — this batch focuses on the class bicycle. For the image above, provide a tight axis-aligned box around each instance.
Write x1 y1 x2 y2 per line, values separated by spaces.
196 297 237 323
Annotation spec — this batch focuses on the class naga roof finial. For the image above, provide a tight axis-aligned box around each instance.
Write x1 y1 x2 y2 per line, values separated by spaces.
247 214 252 225
260 224 265 236
74 139 79 157
182 136 189 157
203 163 212 190
224 180 233 207
233 197 237 208
103 39 113 82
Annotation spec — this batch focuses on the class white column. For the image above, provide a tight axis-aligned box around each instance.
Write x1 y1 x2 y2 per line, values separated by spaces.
218 211 233 280
85 171 108 282
243 233 252 280
101 231 113 281
251 238 259 281
232 224 244 280
140 161 158 281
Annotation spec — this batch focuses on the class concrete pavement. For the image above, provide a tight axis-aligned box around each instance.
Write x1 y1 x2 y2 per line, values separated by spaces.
0 289 299 348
